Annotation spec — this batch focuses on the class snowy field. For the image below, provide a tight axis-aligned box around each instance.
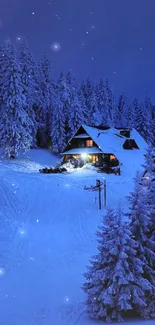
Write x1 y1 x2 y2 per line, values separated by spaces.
0 149 154 325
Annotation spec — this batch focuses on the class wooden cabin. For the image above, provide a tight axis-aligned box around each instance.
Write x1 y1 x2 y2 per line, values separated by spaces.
61 124 147 170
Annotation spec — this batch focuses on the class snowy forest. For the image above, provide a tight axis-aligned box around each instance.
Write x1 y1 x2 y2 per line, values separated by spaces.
83 146 155 322
0 38 155 158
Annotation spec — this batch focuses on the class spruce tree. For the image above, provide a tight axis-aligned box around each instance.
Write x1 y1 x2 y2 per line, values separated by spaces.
128 172 155 318
0 39 33 157
79 81 90 124
86 77 101 126
83 208 150 323
96 77 109 125
20 39 37 145
133 99 150 143
51 93 65 153
58 72 71 142
68 88 84 137
66 70 84 138
105 79 113 125
41 54 55 147
33 61 47 147
114 93 126 127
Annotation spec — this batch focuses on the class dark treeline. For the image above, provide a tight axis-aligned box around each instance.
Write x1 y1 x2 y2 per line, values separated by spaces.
0 39 154 158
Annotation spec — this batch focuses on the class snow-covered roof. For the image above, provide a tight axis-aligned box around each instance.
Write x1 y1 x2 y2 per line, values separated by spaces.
74 133 90 138
62 124 148 169
82 124 147 167
61 146 102 155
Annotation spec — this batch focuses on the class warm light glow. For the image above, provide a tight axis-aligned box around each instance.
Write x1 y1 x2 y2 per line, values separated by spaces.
81 153 87 159
86 139 93 147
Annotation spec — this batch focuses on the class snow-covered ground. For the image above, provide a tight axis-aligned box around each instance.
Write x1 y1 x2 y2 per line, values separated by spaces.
0 149 154 325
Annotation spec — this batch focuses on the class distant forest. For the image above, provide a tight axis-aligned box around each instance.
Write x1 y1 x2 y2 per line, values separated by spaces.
0 39 155 158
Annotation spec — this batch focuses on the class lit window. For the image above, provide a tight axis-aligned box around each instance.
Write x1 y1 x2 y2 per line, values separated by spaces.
86 140 93 147
110 155 116 160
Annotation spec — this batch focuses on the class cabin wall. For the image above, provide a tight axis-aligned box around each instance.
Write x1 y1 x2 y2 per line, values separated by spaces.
65 137 95 151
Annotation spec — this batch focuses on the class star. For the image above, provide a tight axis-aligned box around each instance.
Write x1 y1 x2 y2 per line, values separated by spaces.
86 31 89 34
16 36 21 42
32 12 35 15
54 13 60 20
140 47 143 51
51 42 61 52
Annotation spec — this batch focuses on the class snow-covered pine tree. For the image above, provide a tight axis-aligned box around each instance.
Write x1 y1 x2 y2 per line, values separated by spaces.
41 54 55 147
66 70 84 138
20 39 37 145
33 61 48 147
142 145 155 235
58 72 71 142
68 88 84 137
51 92 66 153
133 99 150 143
128 172 155 318
0 39 33 157
86 77 101 126
79 80 90 124
114 93 132 128
143 97 155 146
83 207 150 323
105 79 113 125
96 77 110 126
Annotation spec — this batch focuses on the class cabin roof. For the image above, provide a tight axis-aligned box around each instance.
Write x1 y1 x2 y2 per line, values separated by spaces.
62 124 148 169
81 124 147 154
61 146 102 155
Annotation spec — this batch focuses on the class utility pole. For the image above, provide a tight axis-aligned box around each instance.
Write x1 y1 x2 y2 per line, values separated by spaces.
96 179 102 210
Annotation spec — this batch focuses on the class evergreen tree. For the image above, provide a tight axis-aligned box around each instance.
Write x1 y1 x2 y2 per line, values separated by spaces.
86 77 101 126
142 145 155 234
128 172 155 318
114 93 126 127
58 72 71 142
133 99 151 143
83 208 150 323
33 61 47 147
20 39 37 145
105 79 113 125
113 93 133 128
0 39 33 157
144 97 155 146
79 81 90 123
96 77 108 125
41 54 55 146
66 70 84 138
51 92 65 153
68 88 84 137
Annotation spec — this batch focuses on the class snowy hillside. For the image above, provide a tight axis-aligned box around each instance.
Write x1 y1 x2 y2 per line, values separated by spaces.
0 149 154 325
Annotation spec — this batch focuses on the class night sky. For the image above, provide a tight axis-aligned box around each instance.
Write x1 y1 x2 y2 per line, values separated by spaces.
1 0 155 100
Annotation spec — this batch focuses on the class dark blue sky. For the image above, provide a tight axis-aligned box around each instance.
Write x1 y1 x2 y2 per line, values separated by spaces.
1 0 155 100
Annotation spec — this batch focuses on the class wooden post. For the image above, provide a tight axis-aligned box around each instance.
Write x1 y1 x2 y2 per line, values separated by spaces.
104 179 106 208
96 179 102 210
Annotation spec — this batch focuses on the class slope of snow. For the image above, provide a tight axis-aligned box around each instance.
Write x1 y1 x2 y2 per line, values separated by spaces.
0 149 153 325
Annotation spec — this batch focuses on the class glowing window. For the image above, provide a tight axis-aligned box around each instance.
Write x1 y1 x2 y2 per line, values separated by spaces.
110 155 116 160
86 140 93 147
